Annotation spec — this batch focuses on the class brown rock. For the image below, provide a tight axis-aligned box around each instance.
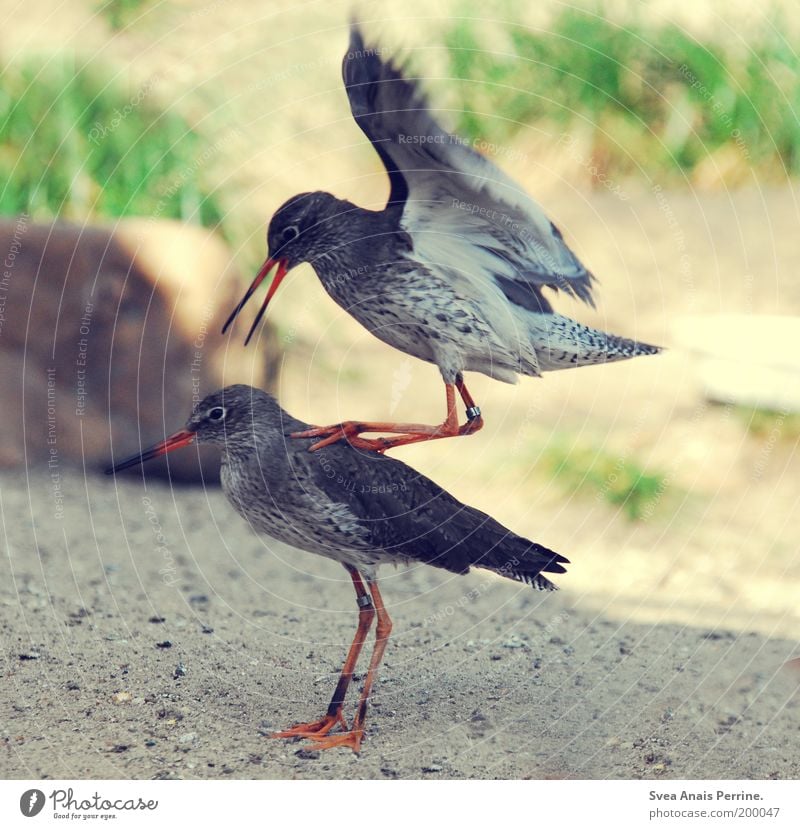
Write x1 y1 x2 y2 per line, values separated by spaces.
0 217 277 482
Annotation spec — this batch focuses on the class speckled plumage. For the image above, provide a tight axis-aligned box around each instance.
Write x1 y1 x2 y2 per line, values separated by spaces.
108 385 569 750
210 386 567 587
225 25 661 388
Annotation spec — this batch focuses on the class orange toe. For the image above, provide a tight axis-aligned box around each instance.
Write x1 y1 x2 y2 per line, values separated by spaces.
307 728 364 753
270 711 346 740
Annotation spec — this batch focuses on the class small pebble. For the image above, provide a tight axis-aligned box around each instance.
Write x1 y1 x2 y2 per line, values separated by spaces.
295 749 320 760
156 641 172 649
503 638 524 649
173 663 187 679
112 691 132 705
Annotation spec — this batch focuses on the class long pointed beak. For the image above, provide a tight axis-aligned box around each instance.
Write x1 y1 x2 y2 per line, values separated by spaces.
105 429 196 474
221 257 290 345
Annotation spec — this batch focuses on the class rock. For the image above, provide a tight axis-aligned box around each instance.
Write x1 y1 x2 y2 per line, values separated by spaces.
0 218 277 482
502 637 525 649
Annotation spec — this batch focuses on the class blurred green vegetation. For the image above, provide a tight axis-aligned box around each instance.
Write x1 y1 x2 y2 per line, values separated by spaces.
443 2 800 183
735 406 800 440
96 0 156 31
541 439 670 520
0 56 226 230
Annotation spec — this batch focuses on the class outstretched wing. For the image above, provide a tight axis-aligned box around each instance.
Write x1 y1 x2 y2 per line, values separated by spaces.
342 23 595 310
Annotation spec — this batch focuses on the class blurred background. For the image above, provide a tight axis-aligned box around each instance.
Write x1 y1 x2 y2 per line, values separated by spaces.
1 0 798 638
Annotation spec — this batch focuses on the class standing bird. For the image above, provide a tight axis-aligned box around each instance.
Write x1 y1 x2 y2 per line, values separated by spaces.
107 385 568 752
223 25 660 452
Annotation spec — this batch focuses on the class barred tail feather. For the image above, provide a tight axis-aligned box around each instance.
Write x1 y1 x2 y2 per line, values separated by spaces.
529 313 662 372
475 536 569 592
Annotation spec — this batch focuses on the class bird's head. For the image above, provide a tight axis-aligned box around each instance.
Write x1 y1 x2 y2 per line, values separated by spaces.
222 191 347 345
183 386 260 448
105 386 286 473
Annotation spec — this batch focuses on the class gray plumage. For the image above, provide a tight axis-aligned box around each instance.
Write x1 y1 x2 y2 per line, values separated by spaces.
111 385 568 589
228 24 660 388
213 386 567 588
107 385 569 751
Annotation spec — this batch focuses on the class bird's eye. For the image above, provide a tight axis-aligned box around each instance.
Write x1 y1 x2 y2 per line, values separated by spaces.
281 225 300 243
208 406 226 421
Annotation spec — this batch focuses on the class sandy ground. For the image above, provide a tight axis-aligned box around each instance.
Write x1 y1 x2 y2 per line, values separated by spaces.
1 0 799 782
1 466 798 780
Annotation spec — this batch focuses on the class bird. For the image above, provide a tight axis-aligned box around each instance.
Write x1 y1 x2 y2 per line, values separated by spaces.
222 24 661 453
107 384 568 752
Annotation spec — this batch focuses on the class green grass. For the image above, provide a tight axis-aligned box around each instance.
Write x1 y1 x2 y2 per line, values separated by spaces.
443 2 800 183
0 55 227 230
541 439 670 521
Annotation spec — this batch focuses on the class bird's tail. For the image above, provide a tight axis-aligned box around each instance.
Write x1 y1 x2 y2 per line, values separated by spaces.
529 313 661 372
473 533 569 592
409 487 569 591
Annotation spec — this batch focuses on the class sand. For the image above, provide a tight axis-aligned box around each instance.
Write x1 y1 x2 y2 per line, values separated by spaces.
2 465 798 780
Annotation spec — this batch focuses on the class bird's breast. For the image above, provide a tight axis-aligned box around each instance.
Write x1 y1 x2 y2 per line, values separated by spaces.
220 459 385 569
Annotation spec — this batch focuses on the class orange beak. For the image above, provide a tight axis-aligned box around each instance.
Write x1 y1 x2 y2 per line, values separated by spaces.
105 429 196 474
221 257 290 346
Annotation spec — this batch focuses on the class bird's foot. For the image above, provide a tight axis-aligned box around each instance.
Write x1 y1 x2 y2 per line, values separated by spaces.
291 413 483 453
290 422 393 454
307 726 365 754
270 710 347 740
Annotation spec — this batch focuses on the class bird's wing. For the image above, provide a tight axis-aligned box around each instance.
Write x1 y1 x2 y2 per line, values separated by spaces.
299 443 567 589
342 23 595 310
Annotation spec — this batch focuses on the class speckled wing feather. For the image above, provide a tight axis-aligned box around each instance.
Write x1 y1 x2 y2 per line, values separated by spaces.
342 23 595 311
297 441 568 590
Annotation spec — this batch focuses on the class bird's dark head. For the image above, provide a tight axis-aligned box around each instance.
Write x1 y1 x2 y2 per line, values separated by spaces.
222 191 350 345
266 191 345 269
185 385 268 448
106 385 288 473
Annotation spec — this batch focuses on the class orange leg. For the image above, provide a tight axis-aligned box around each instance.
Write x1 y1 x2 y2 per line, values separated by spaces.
291 375 484 453
271 566 374 740
307 579 392 753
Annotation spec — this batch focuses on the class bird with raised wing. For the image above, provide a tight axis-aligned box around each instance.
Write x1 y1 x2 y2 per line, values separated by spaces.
107 385 568 752
223 24 660 452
